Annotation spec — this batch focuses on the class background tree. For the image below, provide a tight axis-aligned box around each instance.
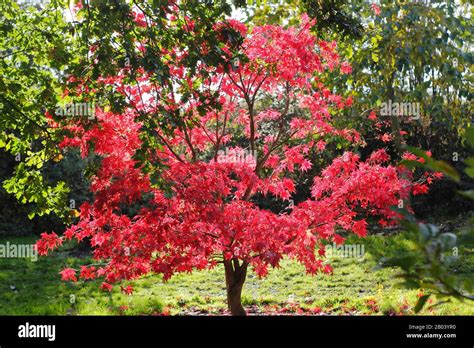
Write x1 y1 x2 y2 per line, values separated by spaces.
0 0 243 234
0 0 75 222
243 0 474 216
244 0 364 38
333 0 473 216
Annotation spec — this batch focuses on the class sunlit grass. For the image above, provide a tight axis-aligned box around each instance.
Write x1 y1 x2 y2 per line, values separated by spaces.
0 233 472 315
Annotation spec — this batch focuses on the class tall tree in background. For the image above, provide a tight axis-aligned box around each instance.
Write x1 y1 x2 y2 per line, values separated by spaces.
0 0 242 228
245 0 364 38
0 0 74 220
245 0 473 214
336 0 472 158
246 0 472 156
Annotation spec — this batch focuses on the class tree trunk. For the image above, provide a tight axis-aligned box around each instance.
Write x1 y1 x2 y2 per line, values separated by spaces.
387 71 411 208
224 258 248 316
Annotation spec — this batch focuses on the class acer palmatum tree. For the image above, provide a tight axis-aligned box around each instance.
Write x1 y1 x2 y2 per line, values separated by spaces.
38 15 434 316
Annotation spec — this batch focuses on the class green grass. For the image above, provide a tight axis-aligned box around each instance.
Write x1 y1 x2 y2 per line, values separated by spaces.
0 233 472 316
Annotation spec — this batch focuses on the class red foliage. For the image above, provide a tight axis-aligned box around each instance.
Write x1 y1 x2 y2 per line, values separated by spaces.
59 268 77 282
39 15 422 290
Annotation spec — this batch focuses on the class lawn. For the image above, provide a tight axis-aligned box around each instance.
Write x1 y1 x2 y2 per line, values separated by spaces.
0 228 473 316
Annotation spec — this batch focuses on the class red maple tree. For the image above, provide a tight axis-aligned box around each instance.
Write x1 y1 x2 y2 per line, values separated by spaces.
37 15 430 315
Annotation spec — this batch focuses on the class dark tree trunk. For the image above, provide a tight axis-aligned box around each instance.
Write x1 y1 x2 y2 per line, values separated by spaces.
387 71 411 208
224 258 248 316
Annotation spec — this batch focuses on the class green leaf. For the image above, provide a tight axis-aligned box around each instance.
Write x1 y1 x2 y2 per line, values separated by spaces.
464 158 474 167
398 279 420 289
381 255 418 270
430 161 460 182
465 167 474 179
414 294 430 313
465 127 474 146
404 146 460 182
459 190 474 200
439 233 457 249
419 223 432 242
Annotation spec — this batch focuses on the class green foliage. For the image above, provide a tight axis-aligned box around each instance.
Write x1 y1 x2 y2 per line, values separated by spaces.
335 0 472 154
0 0 74 218
245 0 363 38
0 147 92 236
3 164 69 219
381 131 474 312
381 216 474 313
0 0 244 228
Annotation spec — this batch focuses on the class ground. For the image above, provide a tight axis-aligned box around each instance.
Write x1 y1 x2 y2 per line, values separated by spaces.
0 225 473 316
